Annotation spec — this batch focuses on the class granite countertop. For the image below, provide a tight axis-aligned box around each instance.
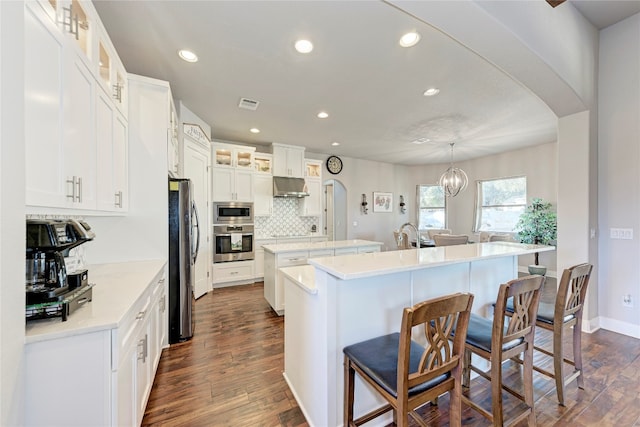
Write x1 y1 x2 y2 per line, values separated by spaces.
307 242 554 281
25 259 166 344
263 239 383 254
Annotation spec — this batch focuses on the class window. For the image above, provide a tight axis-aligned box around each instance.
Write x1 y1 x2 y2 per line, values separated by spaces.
474 176 527 232
417 185 446 230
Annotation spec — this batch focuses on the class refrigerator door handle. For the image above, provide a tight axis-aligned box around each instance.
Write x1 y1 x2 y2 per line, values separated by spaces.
192 201 201 265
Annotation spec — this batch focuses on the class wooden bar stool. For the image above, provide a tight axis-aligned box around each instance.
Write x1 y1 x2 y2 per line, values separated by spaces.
343 293 474 427
461 275 544 426
507 263 593 405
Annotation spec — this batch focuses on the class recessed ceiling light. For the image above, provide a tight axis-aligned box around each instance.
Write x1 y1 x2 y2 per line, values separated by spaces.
411 138 431 145
399 32 420 48
178 49 198 63
317 111 329 119
331 141 340 146
423 88 440 97
250 128 260 134
294 39 313 54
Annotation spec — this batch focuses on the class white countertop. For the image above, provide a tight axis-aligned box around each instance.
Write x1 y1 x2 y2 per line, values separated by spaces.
280 265 317 294
307 242 554 280
25 259 166 344
263 239 383 254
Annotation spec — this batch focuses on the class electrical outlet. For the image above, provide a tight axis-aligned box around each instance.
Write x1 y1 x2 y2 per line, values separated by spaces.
610 228 619 239
622 228 634 240
623 294 633 308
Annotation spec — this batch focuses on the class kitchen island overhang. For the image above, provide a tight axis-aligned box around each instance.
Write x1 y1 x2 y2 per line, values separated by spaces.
282 242 555 427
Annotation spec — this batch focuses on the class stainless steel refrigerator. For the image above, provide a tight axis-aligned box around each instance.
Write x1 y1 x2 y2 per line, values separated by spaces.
168 178 200 343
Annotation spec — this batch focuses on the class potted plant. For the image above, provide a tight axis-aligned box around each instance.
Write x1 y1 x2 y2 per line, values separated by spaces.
514 197 557 275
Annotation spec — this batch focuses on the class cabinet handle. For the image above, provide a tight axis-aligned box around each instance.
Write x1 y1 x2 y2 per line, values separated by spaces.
66 176 76 200
112 84 123 102
136 310 146 320
137 334 148 363
76 177 82 202
230 271 238 275
114 190 123 208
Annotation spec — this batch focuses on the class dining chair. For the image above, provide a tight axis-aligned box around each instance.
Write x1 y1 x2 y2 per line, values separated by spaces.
393 231 411 250
506 263 593 405
461 275 544 426
426 228 452 240
343 293 474 427
478 231 491 242
433 234 469 247
489 234 514 242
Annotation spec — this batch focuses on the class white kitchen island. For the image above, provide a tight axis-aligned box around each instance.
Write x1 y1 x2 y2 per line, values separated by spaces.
263 239 383 315
281 242 554 427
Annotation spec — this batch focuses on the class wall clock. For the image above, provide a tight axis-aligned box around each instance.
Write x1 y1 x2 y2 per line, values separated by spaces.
326 155 343 175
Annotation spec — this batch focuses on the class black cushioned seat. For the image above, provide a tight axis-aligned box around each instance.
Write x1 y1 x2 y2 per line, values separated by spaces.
505 299 574 325
343 332 449 398
463 314 523 353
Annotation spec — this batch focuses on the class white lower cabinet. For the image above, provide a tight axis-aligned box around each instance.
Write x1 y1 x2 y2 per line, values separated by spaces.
254 239 276 280
213 260 255 287
25 269 166 427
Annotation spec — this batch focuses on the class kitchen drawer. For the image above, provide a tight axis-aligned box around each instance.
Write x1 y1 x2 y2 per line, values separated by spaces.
277 251 309 267
358 246 381 254
308 249 334 258
334 247 358 256
213 261 254 284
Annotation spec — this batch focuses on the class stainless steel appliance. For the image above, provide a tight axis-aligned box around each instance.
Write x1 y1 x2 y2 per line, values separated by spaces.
25 219 95 321
168 178 200 344
213 224 254 262
213 201 253 224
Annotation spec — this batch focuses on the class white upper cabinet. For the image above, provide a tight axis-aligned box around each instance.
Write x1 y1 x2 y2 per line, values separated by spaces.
64 54 96 210
25 1 67 208
253 174 273 216
212 142 255 202
213 143 255 170
96 87 128 212
272 143 304 178
300 159 323 217
24 0 129 214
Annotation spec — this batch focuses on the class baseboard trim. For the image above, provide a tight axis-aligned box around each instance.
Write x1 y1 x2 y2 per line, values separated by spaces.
594 316 640 339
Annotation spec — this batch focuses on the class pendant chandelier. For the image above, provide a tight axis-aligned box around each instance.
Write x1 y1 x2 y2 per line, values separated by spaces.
438 142 468 197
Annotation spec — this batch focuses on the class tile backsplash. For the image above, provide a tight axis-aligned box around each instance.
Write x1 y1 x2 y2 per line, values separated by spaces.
255 198 318 237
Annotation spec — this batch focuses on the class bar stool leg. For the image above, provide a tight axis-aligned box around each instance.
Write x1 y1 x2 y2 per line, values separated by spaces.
523 344 536 425
344 357 355 426
553 325 566 406
574 317 585 390
491 355 504 426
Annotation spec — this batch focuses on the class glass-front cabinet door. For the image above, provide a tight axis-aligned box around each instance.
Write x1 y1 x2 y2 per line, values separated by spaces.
254 153 272 174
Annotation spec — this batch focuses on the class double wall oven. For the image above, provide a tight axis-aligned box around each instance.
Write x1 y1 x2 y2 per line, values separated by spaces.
213 202 254 263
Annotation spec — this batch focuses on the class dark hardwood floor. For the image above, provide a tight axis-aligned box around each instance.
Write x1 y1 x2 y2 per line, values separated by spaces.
143 282 640 427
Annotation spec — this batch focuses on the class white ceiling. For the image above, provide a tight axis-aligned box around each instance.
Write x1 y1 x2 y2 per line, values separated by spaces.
93 0 639 166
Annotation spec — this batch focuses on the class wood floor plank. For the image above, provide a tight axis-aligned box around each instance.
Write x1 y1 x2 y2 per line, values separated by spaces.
143 282 640 427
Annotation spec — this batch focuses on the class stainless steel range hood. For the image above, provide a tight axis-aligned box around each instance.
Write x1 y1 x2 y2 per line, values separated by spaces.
273 176 309 197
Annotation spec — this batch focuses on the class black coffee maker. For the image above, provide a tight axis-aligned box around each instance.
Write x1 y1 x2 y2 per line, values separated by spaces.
25 219 95 306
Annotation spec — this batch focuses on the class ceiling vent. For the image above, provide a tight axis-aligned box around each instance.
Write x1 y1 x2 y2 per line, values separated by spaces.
238 98 259 111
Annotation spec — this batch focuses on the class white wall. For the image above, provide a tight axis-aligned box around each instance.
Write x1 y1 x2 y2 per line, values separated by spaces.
0 2 25 424
410 142 558 272
306 143 558 264
598 13 640 337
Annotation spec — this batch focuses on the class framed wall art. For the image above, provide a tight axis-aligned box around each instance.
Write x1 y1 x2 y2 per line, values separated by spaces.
373 192 393 213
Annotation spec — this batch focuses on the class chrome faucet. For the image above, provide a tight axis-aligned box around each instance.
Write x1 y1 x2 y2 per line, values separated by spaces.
397 222 419 248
